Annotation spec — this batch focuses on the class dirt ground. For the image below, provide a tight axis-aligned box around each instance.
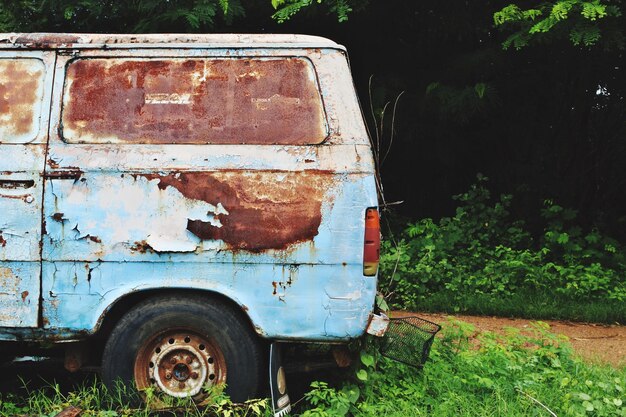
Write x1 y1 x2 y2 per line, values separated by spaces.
392 311 626 367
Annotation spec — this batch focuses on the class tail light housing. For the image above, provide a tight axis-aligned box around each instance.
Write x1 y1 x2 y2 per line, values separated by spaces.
363 207 380 276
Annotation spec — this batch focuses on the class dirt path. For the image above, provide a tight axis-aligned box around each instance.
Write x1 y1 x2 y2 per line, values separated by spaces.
391 311 626 367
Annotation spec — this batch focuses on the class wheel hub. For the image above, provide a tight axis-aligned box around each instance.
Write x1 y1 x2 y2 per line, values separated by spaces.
173 363 190 381
134 331 225 399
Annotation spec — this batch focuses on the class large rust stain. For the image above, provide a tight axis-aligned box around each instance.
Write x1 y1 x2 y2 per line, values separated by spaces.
63 58 327 144
141 170 334 251
0 60 43 138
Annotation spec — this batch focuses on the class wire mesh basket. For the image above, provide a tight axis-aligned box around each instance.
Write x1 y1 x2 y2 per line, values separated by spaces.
380 316 441 368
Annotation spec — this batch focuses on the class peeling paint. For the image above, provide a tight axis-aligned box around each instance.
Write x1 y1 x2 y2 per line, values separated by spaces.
142 170 333 251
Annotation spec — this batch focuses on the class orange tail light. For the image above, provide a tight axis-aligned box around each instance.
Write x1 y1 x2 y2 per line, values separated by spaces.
363 208 380 276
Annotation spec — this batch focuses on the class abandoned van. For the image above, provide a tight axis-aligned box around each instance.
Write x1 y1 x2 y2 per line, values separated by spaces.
0 33 381 410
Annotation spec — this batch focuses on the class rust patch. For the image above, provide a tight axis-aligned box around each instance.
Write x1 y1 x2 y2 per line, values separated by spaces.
272 272 295 295
45 168 84 180
0 59 43 138
52 405 83 417
0 233 6 247
0 179 35 189
130 240 154 253
332 346 353 368
21 290 28 302
272 280 292 295
47 158 60 169
52 212 66 222
88 235 102 243
14 33 81 48
141 170 334 251
0 194 34 202
62 58 326 144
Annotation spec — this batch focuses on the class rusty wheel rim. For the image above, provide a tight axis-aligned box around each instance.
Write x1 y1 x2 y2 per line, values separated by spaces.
134 329 226 399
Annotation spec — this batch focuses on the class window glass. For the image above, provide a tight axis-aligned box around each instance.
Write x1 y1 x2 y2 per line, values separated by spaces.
61 57 327 144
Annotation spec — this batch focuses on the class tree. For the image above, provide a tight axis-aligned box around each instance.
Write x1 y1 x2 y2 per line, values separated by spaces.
494 0 625 50
0 0 623 241
0 0 247 33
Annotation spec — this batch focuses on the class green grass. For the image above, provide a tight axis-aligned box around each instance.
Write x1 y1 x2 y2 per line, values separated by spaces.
1 319 624 416
410 291 626 324
0 381 271 417
297 318 626 416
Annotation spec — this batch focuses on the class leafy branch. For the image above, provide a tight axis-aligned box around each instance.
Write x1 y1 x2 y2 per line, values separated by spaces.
493 1 624 50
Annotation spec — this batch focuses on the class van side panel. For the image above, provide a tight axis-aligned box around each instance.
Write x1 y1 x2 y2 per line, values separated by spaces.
0 52 55 327
41 173 377 340
40 47 378 341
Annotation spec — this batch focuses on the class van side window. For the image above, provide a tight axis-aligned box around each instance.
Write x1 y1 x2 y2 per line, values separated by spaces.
0 58 46 143
61 57 328 145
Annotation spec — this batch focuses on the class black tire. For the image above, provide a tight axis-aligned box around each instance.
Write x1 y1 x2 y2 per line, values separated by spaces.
101 294 264 403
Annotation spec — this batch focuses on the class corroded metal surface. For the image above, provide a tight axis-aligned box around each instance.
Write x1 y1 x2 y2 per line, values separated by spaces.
52 406 83 417
62 58 327 145
39 43 378 341
0 59 45 143
0 33 343 50
14 33 82 48
134 330 226 399
0 144 46 327
365 312 390 337
143 171 333 251
0 39 379 344
42 169 342 259
0 51 53 328
0 264 39 326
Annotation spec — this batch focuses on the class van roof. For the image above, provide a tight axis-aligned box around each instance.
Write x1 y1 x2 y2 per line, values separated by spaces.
0 33 346 51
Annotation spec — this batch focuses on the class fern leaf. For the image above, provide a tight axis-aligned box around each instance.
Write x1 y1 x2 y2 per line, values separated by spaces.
581 1 607 20
218 0 229 15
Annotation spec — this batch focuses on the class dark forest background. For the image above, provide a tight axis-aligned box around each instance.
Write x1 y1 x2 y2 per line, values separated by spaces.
1 0 625 242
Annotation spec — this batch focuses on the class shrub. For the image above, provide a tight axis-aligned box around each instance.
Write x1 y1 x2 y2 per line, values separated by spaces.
379 175 626 312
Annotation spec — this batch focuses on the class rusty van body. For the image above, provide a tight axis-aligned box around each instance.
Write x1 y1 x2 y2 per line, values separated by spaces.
0 33 381 405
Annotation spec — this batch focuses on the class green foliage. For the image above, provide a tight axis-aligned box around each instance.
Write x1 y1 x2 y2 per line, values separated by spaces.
0 0 247 32
0 0 365 32
301 339 381 416
494 1 625 49
301 381 361 416
379 175 626 315
298 319 626 416
271 0 364 23
0 379 271 417
2 322 625 416
424 82 501 124
417 290 626 324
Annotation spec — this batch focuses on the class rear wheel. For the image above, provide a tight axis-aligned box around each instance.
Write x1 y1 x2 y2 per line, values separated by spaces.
101 294 263 403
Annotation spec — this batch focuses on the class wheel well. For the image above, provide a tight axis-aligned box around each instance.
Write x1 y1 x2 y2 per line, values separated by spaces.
94 289 258 343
